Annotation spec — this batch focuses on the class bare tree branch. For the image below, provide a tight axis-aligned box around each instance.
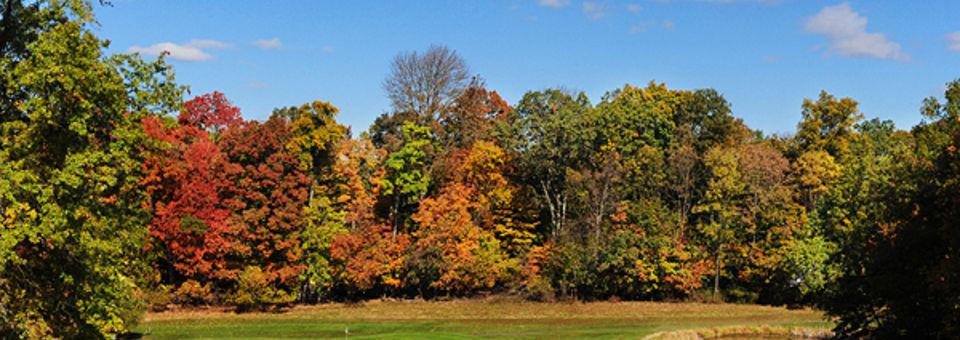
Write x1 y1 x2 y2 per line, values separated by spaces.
383 45 469 120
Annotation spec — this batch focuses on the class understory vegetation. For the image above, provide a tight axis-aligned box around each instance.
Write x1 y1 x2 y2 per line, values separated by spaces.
1 1 958 338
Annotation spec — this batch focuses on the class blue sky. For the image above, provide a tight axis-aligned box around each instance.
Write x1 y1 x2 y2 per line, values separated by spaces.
93 1 960 135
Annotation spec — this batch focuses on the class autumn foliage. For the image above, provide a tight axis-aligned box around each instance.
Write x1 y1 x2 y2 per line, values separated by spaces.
4 4 959 337
143 97 237 283
123 80 960 340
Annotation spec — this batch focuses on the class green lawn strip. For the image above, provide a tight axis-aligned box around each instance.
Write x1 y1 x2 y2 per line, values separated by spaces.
135 302 828 339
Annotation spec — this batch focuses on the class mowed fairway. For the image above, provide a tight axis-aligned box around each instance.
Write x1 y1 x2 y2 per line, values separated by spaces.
136 300 829 339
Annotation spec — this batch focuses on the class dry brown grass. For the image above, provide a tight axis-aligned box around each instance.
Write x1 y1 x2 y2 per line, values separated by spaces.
645 324 833 339
145 297 823 323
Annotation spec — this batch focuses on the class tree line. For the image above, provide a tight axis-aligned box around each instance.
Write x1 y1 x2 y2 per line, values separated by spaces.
1 1 958 338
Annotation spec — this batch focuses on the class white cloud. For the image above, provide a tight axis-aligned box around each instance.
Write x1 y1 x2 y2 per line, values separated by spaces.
662 19 675 31
626 3 642 13
582 1 607 20
628 20 657 34
127 39 230 62
948 32 960 52
538 0 569 8
188 39 232 49
254 37 283 50
321 46 335 54
804 3 908 61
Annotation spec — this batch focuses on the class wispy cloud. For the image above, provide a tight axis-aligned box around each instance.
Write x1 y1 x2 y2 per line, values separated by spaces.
582 1 607 20
628 20 676 34
254 37 283 50
538 0 570 8
321 46 336 54
948 32 960 52
662 19 675 31
702 0 780 4
625 3 642 13
127 39 231 62
628 23 651 34
804 3 908 61
246 80 268 90
188 39 232 49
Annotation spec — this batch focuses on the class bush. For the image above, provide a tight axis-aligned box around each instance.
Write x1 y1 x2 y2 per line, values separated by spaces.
142 284 173 312
172 280 215 306
522 276 556 302
228 266 296 311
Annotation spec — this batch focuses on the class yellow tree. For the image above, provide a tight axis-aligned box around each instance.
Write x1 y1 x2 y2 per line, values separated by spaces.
410 184 513 294
796 91 862 157
792 150 841 210
693 146 747 301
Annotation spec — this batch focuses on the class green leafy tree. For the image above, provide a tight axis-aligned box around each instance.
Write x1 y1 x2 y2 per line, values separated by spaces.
383 121 433 237
1 0 72 123
0 0 184 336
775 236 837 301
512 89 593 238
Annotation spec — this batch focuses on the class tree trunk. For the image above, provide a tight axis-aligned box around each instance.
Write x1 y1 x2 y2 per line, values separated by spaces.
560 193 567 236
594 181 608 250
392 198 400 241
714 249 721 303
540 180 560 238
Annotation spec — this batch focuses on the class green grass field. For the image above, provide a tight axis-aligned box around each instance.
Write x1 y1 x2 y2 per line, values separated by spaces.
135 299 830 339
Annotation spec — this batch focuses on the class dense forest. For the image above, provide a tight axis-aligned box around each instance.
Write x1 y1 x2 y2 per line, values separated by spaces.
2 1 959 338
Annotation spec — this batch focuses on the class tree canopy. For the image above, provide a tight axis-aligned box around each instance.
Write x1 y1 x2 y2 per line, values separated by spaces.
1 2 958 338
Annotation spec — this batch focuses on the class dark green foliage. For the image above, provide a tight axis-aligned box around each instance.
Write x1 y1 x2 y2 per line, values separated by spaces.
820 81 960 338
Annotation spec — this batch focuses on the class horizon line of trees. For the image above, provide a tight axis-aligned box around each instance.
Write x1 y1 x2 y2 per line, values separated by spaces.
2 1 959 339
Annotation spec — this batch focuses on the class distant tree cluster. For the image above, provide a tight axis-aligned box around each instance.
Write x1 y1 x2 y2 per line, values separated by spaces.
1 1 958 338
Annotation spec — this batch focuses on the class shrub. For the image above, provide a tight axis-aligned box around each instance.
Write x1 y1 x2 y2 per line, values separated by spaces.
228 266 296 311
142 284 173 312
172 280 215 306
522 277 556 302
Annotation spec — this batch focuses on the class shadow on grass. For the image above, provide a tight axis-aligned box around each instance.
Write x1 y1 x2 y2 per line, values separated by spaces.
117 331 144 339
